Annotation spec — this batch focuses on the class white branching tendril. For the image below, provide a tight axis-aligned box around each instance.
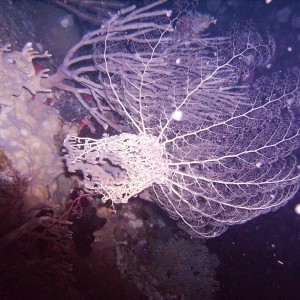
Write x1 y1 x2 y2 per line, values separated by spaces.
64 0 300 238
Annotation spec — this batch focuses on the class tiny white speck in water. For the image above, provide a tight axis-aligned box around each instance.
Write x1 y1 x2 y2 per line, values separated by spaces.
256 160 263 168
166 10 172 18
171 110 183 121
36 43 43 52
61 16 72 28
294 203 300 215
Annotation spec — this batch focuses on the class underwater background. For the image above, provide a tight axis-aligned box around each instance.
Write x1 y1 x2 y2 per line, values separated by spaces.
0 0 299 299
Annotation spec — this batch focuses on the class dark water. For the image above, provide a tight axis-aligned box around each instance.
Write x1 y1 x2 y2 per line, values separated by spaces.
207 194 300 300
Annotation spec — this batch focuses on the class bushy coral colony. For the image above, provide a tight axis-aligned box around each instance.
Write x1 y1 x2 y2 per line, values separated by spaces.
63 0 300 237
0 43 51 102
0 43 69 207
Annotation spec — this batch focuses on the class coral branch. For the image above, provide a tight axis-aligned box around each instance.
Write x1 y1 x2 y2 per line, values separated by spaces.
62 1 300 238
